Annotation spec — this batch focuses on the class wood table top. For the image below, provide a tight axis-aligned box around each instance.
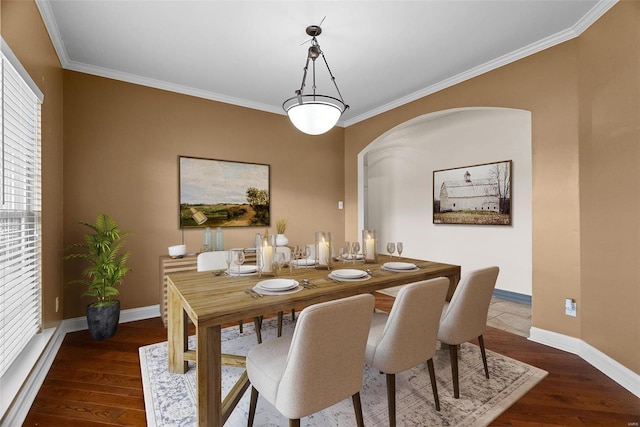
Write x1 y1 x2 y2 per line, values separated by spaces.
167 255 460 328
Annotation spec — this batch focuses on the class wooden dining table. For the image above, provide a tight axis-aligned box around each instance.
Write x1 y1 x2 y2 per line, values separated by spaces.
166 255 460 427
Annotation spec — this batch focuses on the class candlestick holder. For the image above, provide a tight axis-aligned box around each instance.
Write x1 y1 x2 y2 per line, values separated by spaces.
362 229 378 263
314 231 332 270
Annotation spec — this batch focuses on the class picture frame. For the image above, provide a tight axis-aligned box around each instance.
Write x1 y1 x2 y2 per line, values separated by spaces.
433 160 512 225
179 156 270 228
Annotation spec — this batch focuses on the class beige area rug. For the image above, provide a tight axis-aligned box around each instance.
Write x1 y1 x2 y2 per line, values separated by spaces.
140 318 547 427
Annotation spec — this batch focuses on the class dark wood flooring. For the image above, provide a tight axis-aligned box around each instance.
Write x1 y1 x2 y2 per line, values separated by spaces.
22 294 640 426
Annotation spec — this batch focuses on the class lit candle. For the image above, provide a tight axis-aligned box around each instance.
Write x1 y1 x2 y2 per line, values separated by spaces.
318 238 330 265
365 238 375 261
262 241 273 272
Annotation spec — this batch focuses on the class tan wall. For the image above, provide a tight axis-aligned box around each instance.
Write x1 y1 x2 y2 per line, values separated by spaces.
2 0 65 329
345 1 639 374
62 71 345 318
578 2 640 374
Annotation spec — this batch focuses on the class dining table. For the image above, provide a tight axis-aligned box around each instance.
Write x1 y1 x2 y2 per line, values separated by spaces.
166 254 461 427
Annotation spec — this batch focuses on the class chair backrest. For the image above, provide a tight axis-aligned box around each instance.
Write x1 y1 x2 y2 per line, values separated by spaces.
276 246 291 262
368 277 449 374
438 266 499 345
275 294 375 419
196 251 228 272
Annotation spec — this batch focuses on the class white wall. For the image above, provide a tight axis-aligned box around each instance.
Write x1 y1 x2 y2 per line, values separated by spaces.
358 107 532 295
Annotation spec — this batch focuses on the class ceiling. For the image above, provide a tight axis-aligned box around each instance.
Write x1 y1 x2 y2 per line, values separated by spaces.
36 0 616 127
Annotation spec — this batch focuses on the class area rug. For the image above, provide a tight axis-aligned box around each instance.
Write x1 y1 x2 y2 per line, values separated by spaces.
140 318 546 427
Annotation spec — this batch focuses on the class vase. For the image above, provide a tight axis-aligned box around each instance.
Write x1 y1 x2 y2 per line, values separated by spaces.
276 233 289 246
86 300 120 340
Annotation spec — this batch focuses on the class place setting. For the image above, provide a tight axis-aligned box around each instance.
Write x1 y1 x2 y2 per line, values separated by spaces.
252 278 303 296
327 268 372 282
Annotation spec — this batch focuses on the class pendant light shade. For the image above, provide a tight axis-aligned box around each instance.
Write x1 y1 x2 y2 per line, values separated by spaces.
283 25 349 135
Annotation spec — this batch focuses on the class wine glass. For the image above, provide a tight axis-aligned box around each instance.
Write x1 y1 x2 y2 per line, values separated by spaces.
351 242 360 263
396 242 403 258
386 242 396 259
225 250 233 274
233 250 245 276
276 252 286 275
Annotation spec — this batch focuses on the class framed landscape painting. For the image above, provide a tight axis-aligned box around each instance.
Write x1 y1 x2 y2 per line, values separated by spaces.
179 156 270 228
433 160 512 225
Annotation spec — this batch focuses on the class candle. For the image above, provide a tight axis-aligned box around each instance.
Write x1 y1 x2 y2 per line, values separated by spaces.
262 242 274 272
318 239 330 265
362 229 377 263
365 238 375 261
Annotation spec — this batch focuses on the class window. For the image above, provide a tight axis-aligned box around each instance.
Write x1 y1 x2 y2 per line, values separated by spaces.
0 38 44 379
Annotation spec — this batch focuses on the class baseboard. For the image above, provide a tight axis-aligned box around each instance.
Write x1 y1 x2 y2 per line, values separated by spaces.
0 325 65 426
64 304 161 333
529 327 640 398
492 289 532 306
1 304 162 426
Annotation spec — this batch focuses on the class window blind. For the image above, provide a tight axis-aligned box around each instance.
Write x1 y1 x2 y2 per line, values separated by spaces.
0 40 43 379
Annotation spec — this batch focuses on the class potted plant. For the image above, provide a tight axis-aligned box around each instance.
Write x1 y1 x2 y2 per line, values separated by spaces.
64 213 132 340
275 218 289 246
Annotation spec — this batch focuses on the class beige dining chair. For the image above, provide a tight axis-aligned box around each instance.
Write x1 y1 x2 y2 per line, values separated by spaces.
246 294 375 427
196 251 259 338
365 277 449 426
437 266 500 398
275 246 296 336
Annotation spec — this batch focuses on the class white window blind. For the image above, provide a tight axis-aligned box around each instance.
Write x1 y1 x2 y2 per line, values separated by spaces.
0 39 43 379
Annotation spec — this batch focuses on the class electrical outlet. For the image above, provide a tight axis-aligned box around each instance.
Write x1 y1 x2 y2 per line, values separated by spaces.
565 298 576 317
55 296 59 313
338 201 344 209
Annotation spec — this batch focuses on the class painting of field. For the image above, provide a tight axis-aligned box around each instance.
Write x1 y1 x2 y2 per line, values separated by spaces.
433 211 510 225
179 157 270 228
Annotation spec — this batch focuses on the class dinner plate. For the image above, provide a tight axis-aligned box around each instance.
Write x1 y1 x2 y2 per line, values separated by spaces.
252 285 304 296
383 262 417 270
228 265 258 275
336 254 364 260
331 269 368 279
292 258 316 267
381 266 420 273
328 272 371 282
257 279 299 292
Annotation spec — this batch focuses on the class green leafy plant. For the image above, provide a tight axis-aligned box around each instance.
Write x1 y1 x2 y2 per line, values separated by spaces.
276 218 288 234
64 213 133 307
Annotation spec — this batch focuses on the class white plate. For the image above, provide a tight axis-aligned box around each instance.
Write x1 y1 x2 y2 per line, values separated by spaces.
257 279 299 292
228 265 258 275
253 285 304 296
292 258 316 267
383 262 417 270
381 266 420 273
331 269 368 279
336 254 364 260
328 273 371 282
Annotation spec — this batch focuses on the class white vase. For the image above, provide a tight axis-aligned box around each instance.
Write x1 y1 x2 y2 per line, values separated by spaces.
276 234 289 246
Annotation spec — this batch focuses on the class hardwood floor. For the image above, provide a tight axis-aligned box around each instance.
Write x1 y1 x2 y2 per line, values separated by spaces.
23 294 639 426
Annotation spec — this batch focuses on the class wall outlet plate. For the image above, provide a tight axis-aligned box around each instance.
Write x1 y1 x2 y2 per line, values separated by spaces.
565 298 576 317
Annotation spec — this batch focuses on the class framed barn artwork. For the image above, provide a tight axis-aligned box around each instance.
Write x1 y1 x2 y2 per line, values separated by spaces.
179 156 270 228
433 160 512 225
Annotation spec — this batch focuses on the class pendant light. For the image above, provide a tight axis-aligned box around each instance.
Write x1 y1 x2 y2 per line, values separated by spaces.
283 25 349 135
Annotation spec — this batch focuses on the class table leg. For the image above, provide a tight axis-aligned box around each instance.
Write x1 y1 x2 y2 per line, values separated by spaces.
168 284 188 373
197 324 222 426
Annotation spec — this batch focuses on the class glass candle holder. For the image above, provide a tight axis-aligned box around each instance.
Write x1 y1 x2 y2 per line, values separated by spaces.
258 234 276 275
362 229 378 263
315 231 332 269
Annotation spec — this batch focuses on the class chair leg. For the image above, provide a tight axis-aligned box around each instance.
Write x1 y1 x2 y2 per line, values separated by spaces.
291 308 296 321
277 311 283 337
386 373 396 427
478 334 489 379
239 319 243 333
449 344 460 398
248 386 259 427
288 419 300 427
352 392 365 427
253 317 262 344
427 358 440 411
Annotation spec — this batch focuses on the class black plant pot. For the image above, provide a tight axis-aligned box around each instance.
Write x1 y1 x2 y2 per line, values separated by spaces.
86 300 120 340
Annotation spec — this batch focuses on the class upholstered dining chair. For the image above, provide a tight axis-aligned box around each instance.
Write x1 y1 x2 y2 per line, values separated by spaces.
196 251 259 338
365 277 449 426
275 246 296 336
246 294 375 427
437 266 500 398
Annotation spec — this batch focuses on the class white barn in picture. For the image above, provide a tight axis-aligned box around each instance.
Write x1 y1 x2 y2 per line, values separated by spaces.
439 171 499 212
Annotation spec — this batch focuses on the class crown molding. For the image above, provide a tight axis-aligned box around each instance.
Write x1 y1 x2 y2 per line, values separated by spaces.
343 0 618 127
